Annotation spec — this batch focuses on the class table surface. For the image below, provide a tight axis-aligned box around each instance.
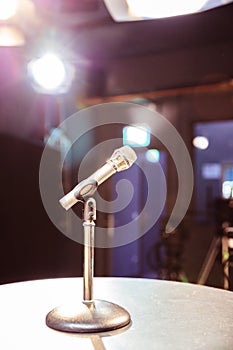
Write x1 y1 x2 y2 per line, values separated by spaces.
0 277 233 350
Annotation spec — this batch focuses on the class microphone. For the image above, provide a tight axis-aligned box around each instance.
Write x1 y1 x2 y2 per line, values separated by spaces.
59 145 137 210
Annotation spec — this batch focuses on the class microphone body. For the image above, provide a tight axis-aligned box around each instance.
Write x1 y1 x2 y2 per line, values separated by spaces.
59 145 137 210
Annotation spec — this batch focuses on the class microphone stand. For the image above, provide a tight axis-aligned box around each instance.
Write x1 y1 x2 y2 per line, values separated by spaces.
46 197 131 333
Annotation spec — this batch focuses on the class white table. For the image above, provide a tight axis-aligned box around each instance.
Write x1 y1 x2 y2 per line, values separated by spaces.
0 277 233 349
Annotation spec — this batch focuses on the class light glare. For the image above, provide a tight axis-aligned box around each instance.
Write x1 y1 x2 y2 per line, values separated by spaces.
126 0 208 18
146 149 160 163
0 26 25 46
222 181 233 199
29 53 66 91
123 124 150 147
0 0 19 20
193 136 209 150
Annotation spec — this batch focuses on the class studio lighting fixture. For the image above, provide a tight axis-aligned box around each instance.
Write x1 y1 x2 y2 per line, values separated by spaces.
0 0 28 46
0 0 19 20
104 0 233 21
27 53 75 94
0 25 25 46
126 0 208 18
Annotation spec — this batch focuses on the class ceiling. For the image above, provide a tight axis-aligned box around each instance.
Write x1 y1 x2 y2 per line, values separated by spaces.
20 0 231 98
1 0 233 101
30 0 233 60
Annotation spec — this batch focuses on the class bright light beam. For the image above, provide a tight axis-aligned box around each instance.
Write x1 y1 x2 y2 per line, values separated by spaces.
28 53 66 92
0 0 19 20
126 0 208 18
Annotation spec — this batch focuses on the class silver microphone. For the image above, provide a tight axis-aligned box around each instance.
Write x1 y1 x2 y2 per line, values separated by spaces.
59 145 137 210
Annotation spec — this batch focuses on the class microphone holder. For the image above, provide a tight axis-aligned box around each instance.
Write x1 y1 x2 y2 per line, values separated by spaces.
46 197 130 333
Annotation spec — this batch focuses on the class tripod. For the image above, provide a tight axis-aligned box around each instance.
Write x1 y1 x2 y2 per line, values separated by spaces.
197 223 233 290
153 223 188 283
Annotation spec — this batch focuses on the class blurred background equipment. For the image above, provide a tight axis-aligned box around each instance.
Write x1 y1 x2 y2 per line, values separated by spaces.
198 198 233 290
147 220 189 282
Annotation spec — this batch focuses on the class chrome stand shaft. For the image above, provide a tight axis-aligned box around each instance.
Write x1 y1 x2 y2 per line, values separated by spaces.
83 198 96 302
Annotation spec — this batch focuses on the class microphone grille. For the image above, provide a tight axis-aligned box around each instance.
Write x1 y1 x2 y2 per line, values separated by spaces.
109 145 137 172
120 145 137 167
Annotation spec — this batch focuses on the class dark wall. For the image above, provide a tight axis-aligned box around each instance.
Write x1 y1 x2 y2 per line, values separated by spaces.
0 134 83 284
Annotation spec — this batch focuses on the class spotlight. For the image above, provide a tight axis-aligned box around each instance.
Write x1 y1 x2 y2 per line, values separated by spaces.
126 0 208 18
27 53 75 94
0 0 19 21
104 0 232 21
0 0 27 46
0 25 25 46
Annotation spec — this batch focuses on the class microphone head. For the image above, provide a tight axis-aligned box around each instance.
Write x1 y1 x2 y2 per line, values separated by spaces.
108 145 137 172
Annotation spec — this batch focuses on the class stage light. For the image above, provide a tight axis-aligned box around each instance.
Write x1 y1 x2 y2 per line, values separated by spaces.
28 53 65 90
0 1 36 47
192 136 209 150
0 25 25 46
146 149 160 163
27 53 75 94
104 0 233 21
0 0 19 20
126 0 208 18
123 124 150 147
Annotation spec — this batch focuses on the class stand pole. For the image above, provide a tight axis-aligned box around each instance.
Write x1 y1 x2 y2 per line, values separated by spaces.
197 236 221 285
46 197 131 333
83 198 96 302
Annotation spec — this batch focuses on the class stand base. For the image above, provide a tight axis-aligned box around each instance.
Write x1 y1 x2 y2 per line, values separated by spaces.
46 299 131 333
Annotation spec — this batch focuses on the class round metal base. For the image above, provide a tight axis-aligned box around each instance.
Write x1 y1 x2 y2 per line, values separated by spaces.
46 299 131 333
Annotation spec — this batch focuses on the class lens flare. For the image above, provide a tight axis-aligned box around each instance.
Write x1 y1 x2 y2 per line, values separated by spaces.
28 53 66 91
193 136 209 150
0 0 19 20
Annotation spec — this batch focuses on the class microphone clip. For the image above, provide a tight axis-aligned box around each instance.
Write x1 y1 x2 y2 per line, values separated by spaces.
74 178 98 202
